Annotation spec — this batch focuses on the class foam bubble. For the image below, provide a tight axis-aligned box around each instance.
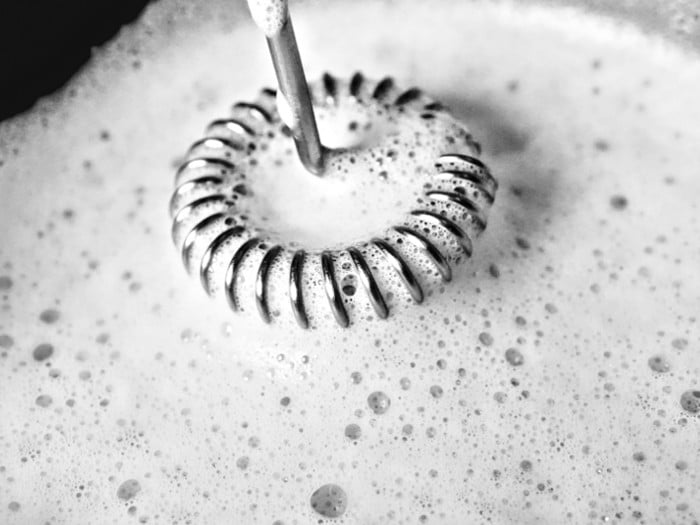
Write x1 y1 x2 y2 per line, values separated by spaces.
310 484 347 518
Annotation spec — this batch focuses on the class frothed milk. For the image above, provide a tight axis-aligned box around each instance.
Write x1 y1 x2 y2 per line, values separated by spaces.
1 0 700 523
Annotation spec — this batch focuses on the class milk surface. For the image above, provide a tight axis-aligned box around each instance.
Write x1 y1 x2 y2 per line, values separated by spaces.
1 0 699 523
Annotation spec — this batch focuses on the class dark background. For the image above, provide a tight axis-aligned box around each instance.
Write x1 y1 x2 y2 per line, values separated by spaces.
0 1 151 122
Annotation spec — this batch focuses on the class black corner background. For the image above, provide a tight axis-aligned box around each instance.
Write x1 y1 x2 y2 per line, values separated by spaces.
0 1 151 122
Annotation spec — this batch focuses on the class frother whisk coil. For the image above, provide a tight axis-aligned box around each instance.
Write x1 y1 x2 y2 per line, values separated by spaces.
170 73 498 328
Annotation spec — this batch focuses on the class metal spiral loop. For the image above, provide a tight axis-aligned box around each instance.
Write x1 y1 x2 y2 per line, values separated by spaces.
170 73 498 328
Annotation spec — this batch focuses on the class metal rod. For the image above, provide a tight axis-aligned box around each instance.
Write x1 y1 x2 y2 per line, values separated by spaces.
266 18 325 175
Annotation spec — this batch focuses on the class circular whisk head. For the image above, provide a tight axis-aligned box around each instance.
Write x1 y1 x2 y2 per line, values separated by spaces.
170 73 498 328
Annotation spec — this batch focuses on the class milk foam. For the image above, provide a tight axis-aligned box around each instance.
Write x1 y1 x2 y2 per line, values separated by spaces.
1 0 700 523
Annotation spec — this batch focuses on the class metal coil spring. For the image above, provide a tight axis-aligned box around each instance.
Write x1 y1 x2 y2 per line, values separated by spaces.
170 73 498 328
